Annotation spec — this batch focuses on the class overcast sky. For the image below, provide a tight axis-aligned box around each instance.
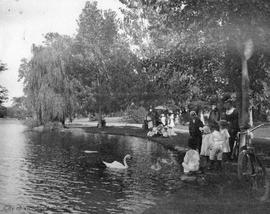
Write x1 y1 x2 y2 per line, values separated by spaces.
0 0 123 106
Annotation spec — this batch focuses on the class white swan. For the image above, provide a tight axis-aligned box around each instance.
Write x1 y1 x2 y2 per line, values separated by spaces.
151 158 162 171
103 154 131 169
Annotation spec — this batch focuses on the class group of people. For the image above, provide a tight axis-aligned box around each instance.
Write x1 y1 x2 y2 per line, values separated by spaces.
182 98 240 174
145 108 177 137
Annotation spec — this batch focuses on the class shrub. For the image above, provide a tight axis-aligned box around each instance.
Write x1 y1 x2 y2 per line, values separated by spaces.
125 105 147 124
24 118 40 128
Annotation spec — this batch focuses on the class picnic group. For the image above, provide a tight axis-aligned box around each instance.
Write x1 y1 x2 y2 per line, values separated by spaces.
145 95 240 175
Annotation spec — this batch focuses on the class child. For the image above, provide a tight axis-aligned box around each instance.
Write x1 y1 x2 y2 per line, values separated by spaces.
182 140 200 174
199 125 211 169
219 120 230 161
160 113 166 126
168 111 177 136
208 122 224 170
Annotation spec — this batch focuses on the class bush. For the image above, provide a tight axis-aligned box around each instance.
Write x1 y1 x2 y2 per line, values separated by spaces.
0 105 7 118
44 121 63 130
125 105 147 124
24 118 40 128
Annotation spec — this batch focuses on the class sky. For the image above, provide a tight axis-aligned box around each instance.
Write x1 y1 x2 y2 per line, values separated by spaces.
0 0 123 106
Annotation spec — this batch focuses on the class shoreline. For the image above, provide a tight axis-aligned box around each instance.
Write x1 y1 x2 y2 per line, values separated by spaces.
67 120 270 213
67 117 270 155
67 123 190 152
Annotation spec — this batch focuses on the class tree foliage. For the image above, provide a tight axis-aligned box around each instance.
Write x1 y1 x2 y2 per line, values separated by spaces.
18 33 78 125
119 0 270 116
7 96 31 119
71 1 142 125
0 61 8 107
18 0 270 125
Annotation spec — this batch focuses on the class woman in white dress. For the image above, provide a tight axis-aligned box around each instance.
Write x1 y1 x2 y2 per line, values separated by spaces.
168 111 176 136
219 120 230 161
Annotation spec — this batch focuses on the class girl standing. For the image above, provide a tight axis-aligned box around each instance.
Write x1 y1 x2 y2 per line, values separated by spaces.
200 125 212 169
219 120 230 161
208 122 224 170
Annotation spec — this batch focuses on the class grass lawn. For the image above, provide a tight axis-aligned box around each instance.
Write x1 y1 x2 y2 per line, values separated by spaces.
68 117 270 155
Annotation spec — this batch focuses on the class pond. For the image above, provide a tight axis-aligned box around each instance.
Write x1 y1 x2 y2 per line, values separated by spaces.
0 119 269 214
0 119 183 213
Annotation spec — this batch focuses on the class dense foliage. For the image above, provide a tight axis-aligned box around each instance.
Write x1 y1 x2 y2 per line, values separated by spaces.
18 34 78 125
18 0 270 125
0 61 8 117
119 0 270 124
70 2 143 126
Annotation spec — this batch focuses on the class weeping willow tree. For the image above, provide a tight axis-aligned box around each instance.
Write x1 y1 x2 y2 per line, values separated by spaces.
19 33 78 125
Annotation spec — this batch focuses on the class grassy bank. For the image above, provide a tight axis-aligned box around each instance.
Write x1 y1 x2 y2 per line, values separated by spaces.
68 117 270 156
78 125 189 152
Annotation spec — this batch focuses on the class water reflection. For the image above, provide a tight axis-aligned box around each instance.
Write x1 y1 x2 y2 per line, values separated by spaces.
0 119 29 207
0 120 183 213
2 120 269 213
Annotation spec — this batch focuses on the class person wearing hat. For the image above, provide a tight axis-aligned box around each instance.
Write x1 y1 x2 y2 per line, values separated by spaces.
223 97 240 158
188 111 204 153
146 108 154 130
167 110 176 136
160 113 166 126
209 98 220 123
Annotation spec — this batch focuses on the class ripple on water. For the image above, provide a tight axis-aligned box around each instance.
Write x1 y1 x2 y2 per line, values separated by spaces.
0 122 188 213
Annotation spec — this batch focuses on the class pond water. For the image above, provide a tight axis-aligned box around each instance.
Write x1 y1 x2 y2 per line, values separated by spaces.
0 119 183 213
1 119 270 214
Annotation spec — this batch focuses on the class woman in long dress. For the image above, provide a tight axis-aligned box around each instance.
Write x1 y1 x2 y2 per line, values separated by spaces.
168 111 176 136
224 99 240 157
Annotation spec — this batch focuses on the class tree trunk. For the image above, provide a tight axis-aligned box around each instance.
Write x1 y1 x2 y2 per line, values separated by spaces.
97 71 103 129
97 104 102 128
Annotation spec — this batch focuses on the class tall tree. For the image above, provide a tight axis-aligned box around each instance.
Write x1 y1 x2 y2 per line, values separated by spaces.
120 0 270 127
74 1 118 127
73 1 140 126
18 33 78 125
120 0 227 108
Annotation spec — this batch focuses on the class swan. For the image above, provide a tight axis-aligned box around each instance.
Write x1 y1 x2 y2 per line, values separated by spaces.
103 154 131 169
151 158 162 171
